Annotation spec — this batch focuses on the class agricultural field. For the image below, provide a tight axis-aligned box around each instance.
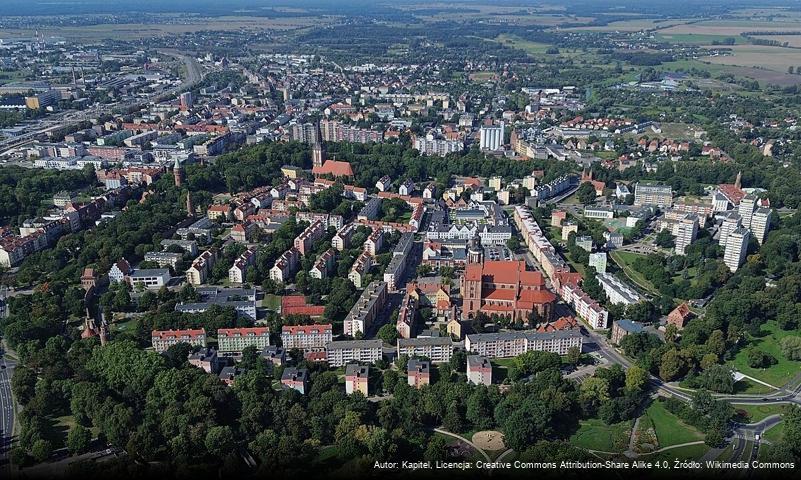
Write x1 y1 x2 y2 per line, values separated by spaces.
568 18 696 32
659 20 801 37
494 34 552 55
702 45 801 75
0 15 331 41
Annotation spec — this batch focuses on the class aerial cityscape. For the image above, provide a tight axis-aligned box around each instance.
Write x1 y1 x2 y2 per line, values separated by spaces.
1 0 801 478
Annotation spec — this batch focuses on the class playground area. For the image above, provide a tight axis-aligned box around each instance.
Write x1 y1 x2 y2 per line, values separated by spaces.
472 431 506 451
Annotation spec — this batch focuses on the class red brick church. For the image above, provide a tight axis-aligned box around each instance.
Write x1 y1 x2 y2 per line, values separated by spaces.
460 260 556 322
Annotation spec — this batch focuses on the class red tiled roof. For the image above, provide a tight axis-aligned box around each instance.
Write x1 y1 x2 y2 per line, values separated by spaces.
312 160 354 177
217 327 270 337
152 328 206 339
282 324 332 334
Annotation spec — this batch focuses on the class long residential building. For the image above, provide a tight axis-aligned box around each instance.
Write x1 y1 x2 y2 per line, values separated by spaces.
151 328 207 353
270 247 300 283
464 328 582 358
325 340 383 367
294 220 327 256
596 272 642 306
561 284 609 329
343 281 388 337
217 327 271 353
281 324 333 351
397 337 454 363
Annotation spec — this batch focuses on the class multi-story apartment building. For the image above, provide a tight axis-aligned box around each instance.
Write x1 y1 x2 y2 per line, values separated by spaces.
724 227 750 272
217 327 271 353
674 213 699 256
751 207 772 245
332 223 355 251
464 328 582 358
294 220 327 256
343 281 387 336
397 337 454 363
596 272 643 306
281 367 308 394
466 355 492 385
561 284 609 329
634 183 673 208
186 249 217 286
228 248 256 284
325 340 383 367
310 248 337 279
143 251 183 269
345 364 370 396
363 229 384 256
281 324 333 351
270 247 300 282
738 193 758 229
348 251 373 288
151 328 207 353
407 359 431 388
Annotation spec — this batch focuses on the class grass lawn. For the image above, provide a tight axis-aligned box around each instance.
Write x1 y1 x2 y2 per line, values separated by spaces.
569 418 632 453
733 379 776 395
110 317 138 333
609 250 659 295
728 321 801 387
645 400 704 447
642 443 710 462
733 404 787 423
763 422 784 443
263 294 282 311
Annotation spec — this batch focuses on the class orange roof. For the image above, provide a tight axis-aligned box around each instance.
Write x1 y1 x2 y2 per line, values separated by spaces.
483 289 517 301
312 160 354 177
718 184 745 205
518 289 557 304
282 324 332 334
218 327 270 337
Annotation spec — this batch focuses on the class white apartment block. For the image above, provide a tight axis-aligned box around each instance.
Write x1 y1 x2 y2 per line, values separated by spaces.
597 272 642 306
281 324 333 351
325 340 383 367
724 227 750 272
397 337 454 363
464 329 583 358
217 327 271 353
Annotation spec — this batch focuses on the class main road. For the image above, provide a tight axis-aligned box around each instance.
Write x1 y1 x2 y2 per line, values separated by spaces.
0 350 17 475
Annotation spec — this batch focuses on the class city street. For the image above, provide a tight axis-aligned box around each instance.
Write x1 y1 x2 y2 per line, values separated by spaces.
0 351 17 475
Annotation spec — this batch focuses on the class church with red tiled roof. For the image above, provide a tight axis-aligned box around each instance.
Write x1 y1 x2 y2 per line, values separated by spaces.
312 160 354 178
460 259 556 322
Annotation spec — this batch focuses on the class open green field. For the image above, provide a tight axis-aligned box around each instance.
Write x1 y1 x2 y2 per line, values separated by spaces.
662 58 801 87
609 250 659 295
733 403 787 423
655 33 747 45
495 34 552 54
641 443 710 462
0 16 330 41
763 422 785 443
645 400 705 447
263 294 282 311
569 419 632 453
728 321 801 387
